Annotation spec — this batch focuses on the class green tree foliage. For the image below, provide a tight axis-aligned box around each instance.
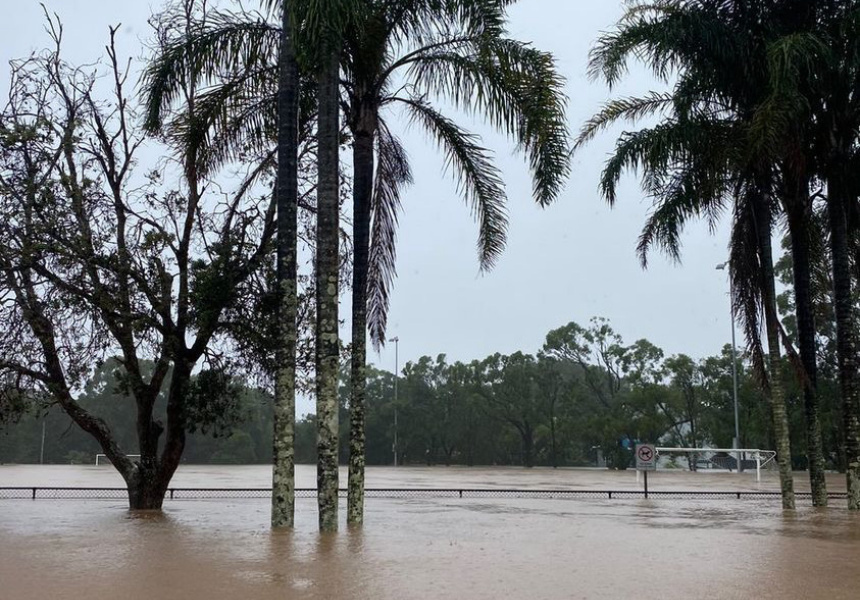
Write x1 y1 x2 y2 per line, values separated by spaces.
5 315 844 472
1 359 273 466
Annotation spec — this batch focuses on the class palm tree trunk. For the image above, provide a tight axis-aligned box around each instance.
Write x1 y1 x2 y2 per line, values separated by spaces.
827 175 860 509
788 210 828 506
271 2 300 529
315 41 342 532
347 129 374 526
755 195 795 509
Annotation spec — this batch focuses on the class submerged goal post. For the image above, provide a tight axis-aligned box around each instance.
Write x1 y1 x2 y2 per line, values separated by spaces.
94 454 141 466
633 448 777 482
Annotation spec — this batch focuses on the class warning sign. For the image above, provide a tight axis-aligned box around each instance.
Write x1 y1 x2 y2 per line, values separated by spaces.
635 444 657 471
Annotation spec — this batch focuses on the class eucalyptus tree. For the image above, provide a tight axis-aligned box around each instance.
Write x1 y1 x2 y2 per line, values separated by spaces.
0 14 281 510
143 0 309 527
575 0 801 507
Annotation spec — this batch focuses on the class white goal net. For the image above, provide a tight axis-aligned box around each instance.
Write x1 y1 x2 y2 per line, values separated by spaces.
94 454 141 466
648 447 777 482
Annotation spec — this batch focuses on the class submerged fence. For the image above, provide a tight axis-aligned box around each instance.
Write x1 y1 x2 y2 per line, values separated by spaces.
0 487 849 501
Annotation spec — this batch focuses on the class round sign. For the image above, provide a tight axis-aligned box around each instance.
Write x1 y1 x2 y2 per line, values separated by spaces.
637 446 654 462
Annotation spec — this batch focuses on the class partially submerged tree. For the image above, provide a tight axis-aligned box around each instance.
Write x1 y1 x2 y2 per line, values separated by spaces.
0 17 281 509
576 0 802 507
138 0 570 526
340 0 570 524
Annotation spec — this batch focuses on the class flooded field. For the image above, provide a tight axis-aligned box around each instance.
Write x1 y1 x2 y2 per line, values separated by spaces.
2 465 860 599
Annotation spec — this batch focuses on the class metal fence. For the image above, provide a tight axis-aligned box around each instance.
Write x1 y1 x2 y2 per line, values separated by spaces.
0 487 849 501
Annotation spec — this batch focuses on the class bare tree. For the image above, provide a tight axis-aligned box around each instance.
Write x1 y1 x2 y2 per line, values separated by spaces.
0 15 282 509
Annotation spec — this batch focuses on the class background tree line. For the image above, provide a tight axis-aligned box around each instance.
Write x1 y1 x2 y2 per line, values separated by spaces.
5 310 843 472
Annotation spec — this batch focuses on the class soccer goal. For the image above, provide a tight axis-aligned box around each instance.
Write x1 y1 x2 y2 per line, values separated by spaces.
644 447 777 482
94 454 141 466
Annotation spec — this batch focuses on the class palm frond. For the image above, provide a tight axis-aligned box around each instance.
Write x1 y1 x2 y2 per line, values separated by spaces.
730 190 767 390
589 2 748 89
599 117 737 206
398 95 508 270
636 162 730 267
575 92 674 152
367 121 413 349
142 12 280 133
166 67 278 175
402 36 570 205
385 0 511 47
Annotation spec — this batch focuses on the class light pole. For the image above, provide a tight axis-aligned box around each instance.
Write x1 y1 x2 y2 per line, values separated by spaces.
39 419 46 465
716 261 742 473
389 336 399 467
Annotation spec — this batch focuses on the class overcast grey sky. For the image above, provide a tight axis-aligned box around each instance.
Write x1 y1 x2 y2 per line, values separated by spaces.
1 1 740 407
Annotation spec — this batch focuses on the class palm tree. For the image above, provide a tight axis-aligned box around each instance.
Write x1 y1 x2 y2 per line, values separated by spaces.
142 0 570 526
341 0 570 524
577 0 802 508
751 0 860 508
780 156 828 507
311 6 345 533
142 0 349 530
270 0 300 529
811 3 860 510
144 0 305 527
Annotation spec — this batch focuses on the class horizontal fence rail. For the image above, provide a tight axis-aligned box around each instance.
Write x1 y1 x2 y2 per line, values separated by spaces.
0 487 850 501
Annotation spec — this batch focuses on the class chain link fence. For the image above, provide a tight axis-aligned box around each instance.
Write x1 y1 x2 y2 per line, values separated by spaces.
0 487 849 501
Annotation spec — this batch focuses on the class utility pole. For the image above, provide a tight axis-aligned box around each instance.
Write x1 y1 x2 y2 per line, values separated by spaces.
39 420 46 465
389 336 399 467
717 261 743 473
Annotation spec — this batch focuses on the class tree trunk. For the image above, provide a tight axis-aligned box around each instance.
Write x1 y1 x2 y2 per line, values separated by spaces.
755 195 795 509
315 41 341 533
827 176 860 509
127 464 168 510
789 210 828 506
347 128 374 526
271 2 300 529
521 425 534 468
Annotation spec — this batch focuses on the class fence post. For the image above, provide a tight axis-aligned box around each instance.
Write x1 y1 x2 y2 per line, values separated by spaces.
170 489 175 500
459 490 463 498
32 487 36 500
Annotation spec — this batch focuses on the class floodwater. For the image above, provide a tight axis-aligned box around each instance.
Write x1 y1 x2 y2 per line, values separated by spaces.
2 465 860 600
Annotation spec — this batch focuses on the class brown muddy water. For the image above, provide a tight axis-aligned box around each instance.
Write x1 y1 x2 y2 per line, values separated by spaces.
1 465 859 600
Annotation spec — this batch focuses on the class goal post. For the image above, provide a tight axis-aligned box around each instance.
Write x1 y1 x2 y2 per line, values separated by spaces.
634 447 776 482
94 454 141 466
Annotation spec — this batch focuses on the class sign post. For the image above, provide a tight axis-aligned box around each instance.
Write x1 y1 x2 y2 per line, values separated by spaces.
635 444 657 498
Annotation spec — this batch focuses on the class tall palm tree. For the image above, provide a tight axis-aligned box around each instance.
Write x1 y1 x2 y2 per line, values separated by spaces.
576 0 803 508
141 0 570 526
751 0 860 508
341 0 570 524
144 0 305 527
813 3 860 510
311 4 346 533
270 0 300 529
142 0 350 530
